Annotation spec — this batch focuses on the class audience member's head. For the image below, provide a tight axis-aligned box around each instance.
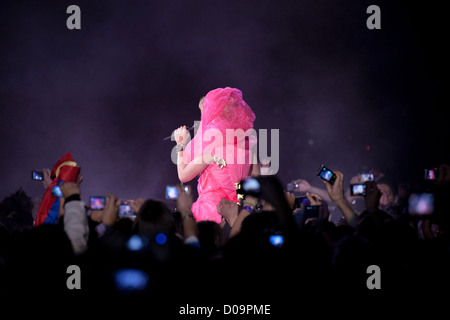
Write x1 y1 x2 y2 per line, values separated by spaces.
197 220 222 257
0 189 33 234
133 200 176 237
376 177 398 207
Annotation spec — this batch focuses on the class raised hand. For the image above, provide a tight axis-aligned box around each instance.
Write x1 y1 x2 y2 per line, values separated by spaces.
127 197 145 215
176 185 193 216
102 193 120 226
42 168 52 189
59 182 80 198
285 191 296 210
364 181 381 213
173 125 190 146
323 171 345 203
306 192 323 206
217 198 239 226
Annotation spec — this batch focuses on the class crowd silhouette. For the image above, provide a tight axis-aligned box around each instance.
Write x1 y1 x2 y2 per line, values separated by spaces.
0 161 449 316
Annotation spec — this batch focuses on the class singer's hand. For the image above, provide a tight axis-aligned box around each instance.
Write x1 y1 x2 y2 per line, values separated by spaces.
174 125 190 145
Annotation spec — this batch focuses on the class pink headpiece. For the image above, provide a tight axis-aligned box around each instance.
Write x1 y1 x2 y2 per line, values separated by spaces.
184 87 256 162
201 87 255 133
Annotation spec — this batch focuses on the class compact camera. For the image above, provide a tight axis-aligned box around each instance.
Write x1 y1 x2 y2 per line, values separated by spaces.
118 204 136 218
165 185 189 200
294 196 310 209
350 184 366 196
31 170 44 181
89 196 106 210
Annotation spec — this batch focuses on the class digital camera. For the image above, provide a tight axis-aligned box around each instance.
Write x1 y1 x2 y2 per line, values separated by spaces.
350 184 366 196
165 185 189 200
31 170 44 181
89 196 106 210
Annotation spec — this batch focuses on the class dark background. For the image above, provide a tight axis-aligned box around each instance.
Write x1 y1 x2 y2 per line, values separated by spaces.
0 0 448 203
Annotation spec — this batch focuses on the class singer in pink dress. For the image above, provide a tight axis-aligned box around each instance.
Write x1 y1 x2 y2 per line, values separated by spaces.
173 87 258 224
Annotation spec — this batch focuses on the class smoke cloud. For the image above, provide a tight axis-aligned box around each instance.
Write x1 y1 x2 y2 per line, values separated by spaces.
0 0 446 202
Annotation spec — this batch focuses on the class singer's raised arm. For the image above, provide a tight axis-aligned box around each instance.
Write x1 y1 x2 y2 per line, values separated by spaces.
173 125 213 183
177 153 214 183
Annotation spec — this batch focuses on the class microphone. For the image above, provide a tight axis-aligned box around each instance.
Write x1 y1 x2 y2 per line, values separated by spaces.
163 125 196 141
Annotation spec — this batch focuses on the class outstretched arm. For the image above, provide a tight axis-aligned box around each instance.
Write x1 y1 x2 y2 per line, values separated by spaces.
60 182 89 255
173 126 227 182
176 185 198 240
323 171 358 226
292 179 331 202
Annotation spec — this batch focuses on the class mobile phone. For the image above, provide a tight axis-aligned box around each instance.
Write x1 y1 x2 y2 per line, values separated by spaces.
424 168 438 180
118 204 136 218
408 193 434 215
304 205 319 220
294 196 310 209
287 182 298 193
89 196 106 210
350 184 367 196
165 185 189 200
317 165 336 185
51 186 63 198
31 170 44 181
361 173 374 182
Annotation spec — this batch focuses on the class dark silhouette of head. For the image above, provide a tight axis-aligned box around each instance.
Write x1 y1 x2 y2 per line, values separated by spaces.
0 188 33 234
197 220 222 258
133 200 176 237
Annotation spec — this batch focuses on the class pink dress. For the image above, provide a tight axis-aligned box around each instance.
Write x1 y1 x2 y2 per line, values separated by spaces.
183 87 256 224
